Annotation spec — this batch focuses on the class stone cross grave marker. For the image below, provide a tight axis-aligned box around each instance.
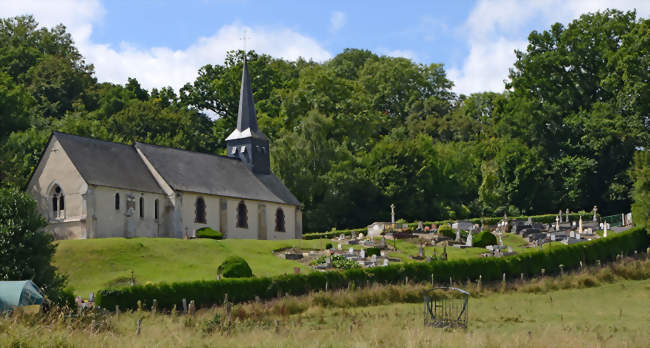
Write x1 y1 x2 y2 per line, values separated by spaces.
555 216 560 231
566 208 569 222
390 204 396 225
593 205 598 221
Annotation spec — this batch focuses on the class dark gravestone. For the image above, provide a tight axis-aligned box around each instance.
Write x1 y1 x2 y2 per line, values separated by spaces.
284 253 303 260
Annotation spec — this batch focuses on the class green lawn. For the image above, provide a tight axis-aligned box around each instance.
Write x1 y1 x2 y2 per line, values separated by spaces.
54 233 533 296
53 238 325 296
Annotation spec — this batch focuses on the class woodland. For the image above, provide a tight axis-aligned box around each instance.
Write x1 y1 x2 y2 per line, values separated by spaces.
0 10 648 232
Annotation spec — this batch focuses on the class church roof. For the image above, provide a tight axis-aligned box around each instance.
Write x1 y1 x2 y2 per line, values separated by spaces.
53 132 165 194
134 142 300 206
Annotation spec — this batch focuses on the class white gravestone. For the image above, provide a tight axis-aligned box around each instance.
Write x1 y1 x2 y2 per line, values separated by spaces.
578 216 583 234
576 233 581 240
360 249 366 259
570 231 575 238
593 205 598 222
337 243 342 251
603 222 608 237
383 259 389 266
550 233 556 241
466 232 473 247
455 229 461 242
349 247 354 254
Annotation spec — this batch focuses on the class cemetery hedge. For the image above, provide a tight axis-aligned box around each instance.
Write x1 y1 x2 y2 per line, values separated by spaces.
473 231 497 248
96 227 647 311
302 212 597 240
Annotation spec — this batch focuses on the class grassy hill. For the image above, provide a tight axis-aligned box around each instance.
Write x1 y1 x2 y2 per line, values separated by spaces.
53 234 531 296
53 238 326 296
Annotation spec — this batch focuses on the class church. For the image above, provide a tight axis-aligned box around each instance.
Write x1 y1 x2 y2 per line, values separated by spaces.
26 61 302 240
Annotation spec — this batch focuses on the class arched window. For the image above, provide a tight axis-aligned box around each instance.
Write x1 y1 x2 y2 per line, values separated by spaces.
275 208 285 232
236 201 248 228
115 193 120 210
51 185 65 219
154 199 159 220
195 197 206 223
139 197 144 218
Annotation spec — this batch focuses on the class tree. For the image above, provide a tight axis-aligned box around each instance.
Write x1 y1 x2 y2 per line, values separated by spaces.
630 150 650 228
0 188 65 297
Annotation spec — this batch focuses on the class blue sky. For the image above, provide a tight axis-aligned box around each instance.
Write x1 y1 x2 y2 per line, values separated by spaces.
2 0 649 94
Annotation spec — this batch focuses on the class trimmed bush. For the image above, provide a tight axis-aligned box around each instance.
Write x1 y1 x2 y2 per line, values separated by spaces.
217 256 253 278
325 242 333 250
97 227 647 311
473 231 497 248
196 227 223 240
365 247 381 257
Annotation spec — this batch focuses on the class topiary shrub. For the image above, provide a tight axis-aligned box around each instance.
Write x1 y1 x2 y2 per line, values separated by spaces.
196 227 223 240
437 225 455 239
365 247 380 257
473 231 497 248
217 256 253 278
325 242 333 250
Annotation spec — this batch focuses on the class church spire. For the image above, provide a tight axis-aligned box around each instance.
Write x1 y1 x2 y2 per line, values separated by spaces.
236 59 258 132
225 58 271 174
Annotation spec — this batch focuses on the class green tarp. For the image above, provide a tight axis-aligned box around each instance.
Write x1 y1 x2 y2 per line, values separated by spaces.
0 280 44 311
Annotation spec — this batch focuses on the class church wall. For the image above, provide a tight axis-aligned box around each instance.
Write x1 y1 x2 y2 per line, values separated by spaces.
226 197 259 239
26 137 88 240
263 203 297 240
179 192 221 237
92 186 167 238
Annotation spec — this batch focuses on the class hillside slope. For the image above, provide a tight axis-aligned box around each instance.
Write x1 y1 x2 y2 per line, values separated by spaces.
53 238 322 296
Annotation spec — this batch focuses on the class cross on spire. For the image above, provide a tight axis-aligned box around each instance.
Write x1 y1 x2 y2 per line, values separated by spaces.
240 30 250 56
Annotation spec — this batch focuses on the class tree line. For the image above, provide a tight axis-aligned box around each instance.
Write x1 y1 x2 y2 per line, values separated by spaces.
0 10 648 233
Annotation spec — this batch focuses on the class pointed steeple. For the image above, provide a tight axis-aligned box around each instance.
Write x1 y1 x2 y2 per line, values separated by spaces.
236 59 258 132
225 59 271 174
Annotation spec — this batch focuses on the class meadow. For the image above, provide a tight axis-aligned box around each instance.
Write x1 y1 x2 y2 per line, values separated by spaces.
3 258 649 347
53 234 532 296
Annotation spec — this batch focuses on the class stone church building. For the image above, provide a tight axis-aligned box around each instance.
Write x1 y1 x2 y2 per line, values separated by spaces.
26 62 302 240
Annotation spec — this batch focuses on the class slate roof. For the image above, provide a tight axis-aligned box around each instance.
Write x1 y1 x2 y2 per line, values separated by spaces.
135 142 300 206
54 132 164 194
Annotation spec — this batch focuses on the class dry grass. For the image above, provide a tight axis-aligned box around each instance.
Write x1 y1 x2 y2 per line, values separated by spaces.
2 257 650 347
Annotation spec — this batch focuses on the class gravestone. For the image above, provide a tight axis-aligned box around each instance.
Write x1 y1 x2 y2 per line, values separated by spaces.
466 232 473 247
559 210 562 222
360 249 366 259
551 233 556 241
337 243 342 251
339 234 345 240
371 254 377 262
603 222 608 238
383 259 389 266
593 205 598 222
576 233 581 240
455 229 461 242
566 209 570 222
555 216 560 231
380 250 386 257
578 216 583 234
326 254 332 266
349 247 354 254
417 221 424 231
358 233 364 240
419 245 425 257
570 231 575 238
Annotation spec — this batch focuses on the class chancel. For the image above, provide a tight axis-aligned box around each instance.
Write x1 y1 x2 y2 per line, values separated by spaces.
26 61 302 240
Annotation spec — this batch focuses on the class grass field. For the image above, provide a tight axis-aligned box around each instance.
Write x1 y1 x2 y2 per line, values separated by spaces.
3 260 649 347
53 234 533 296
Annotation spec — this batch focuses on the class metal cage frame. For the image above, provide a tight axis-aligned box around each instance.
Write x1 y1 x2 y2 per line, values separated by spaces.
423 287 469 328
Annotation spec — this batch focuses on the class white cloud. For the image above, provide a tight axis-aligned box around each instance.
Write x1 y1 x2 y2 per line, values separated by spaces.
383 49 418 60
0 0 332 91
84 24 332 90
452 0 650 95
330 11 346 32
